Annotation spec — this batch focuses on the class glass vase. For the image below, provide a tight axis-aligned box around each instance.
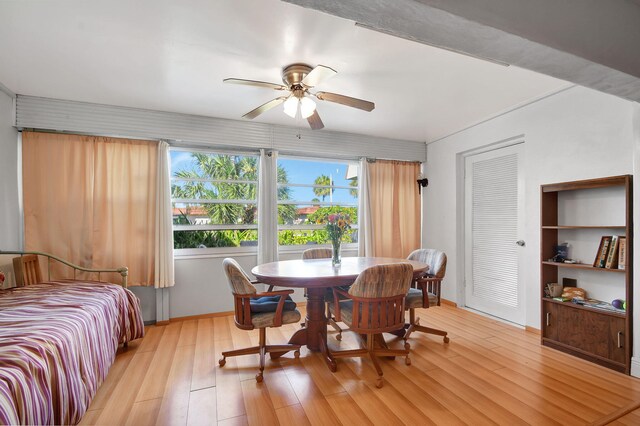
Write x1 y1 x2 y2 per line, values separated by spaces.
331 239 342 266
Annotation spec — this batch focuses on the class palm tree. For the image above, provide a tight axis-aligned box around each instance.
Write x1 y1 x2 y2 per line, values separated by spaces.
349 177 358 198
277 165 297 224
313 174 333 201
172 154 257 225
172 153 297 246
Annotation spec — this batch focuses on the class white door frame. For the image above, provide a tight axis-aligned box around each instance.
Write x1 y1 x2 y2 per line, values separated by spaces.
455 135 525 321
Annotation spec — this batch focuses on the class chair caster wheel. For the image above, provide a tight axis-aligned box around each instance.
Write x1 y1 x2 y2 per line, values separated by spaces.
218 358 226 367
294 350 300 358
404 342 410 351
405 357 411 366
336 333 342 341
375 378 384 388
443 336 450 343
255 373 263 383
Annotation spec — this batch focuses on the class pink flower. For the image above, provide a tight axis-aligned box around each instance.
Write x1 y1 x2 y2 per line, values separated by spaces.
328 214 336 222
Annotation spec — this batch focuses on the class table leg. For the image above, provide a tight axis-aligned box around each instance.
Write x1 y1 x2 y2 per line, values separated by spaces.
270 287 336 371
301 287 327 350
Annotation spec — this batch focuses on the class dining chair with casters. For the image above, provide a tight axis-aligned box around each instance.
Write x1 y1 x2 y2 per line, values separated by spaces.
219 258 302 382
302 247 345 339
328 263 413 388
403 249 449 344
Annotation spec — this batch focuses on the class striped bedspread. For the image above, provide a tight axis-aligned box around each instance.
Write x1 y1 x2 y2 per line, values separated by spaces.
0 280 144 425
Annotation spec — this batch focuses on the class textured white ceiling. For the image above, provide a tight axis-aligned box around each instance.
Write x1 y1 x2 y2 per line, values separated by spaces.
0 0 571 142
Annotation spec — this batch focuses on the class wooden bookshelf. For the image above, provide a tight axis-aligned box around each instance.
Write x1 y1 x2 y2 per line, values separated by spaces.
540 175 633 374
541 225 626 230
541 261 626 273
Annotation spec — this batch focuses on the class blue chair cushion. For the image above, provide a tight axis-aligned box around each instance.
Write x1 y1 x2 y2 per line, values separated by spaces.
250 295 297 313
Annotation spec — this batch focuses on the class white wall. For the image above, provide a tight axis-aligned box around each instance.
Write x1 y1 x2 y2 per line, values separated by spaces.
424 86 636 331
0 90 20 250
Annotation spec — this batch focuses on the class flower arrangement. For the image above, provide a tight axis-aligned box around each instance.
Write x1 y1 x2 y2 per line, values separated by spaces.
323 213 351 266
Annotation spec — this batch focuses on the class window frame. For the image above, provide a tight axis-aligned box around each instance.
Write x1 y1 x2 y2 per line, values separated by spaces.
170 146 260 256
276 155 359 250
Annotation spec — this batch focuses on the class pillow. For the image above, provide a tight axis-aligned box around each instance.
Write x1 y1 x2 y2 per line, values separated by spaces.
250 295 297 313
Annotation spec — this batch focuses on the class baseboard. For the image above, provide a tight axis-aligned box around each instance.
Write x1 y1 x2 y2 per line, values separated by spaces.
631 357 640 378
525 326 541 335
155 301 309 324
440 298 457 307
166 311 234 323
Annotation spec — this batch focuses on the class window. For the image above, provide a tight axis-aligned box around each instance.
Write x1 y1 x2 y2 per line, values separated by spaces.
170 149 259 249
277 157 359 246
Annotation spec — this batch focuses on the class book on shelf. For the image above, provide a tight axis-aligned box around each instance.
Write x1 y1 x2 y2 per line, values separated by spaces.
593 236 612 268
605 235 620 269
618 237 627 270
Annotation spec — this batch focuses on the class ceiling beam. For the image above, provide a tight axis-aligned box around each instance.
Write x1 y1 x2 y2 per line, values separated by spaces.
283 0 640 103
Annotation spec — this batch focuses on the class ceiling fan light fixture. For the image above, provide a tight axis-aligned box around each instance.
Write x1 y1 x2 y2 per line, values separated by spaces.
300 97 316 118
283 97 298 118
225 63 373 131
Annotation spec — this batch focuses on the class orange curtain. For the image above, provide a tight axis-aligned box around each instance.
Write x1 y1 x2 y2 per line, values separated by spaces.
22 131 157 286
368 160 421 258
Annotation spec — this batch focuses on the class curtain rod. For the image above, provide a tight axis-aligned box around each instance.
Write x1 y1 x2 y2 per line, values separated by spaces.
19 128 159 143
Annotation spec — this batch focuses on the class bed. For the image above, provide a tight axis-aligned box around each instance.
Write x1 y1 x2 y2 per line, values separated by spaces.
0 252 145 425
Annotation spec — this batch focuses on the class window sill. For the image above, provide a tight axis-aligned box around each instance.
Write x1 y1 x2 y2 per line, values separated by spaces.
174 244 359 260
174 246 257 260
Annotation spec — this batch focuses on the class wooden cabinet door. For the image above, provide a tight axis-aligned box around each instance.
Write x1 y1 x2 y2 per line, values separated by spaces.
609 317 626 364
557 306 609 359
542 301 558 341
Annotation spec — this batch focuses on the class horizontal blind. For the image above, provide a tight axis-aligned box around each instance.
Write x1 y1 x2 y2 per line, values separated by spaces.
471 153 519 307
15 95 426 162
272 126 425 161
15 95 272 150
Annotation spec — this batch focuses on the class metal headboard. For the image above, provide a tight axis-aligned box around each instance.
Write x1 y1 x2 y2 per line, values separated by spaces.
0 250 128 287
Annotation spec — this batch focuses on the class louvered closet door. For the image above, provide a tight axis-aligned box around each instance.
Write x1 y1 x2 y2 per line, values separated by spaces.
464 143 525 325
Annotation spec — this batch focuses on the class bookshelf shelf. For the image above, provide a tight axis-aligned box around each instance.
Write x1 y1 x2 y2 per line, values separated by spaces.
542 297 626 318
541 225 626 230
540 175 632 374
541 261 626 273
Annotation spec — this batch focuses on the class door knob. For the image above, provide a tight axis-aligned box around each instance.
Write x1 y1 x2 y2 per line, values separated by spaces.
516 240 525 246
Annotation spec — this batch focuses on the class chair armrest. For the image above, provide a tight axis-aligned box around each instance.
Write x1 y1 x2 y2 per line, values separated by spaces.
331 287 351 322
414 276 443 307
250 279 275 292
249 289 295 327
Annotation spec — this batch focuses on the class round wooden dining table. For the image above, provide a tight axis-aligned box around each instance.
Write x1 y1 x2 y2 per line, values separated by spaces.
251 256 429 371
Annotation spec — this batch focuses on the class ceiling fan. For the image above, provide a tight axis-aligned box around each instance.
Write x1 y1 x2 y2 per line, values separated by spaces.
223 63 375 130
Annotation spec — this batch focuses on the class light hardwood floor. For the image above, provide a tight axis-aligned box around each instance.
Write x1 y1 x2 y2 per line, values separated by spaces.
80 305 640 425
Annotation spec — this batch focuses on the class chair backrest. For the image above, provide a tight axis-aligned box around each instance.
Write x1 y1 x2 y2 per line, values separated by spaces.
222 258 258 330
302 248 332 260
346 263 413 333
407 249 447 279
13 255 43 286
222 258 257 296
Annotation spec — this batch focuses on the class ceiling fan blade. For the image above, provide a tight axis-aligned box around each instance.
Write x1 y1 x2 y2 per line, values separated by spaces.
316 91 375 112
307 110 324 130
224 78 288 91
242 97 288 119
301 65 337 88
